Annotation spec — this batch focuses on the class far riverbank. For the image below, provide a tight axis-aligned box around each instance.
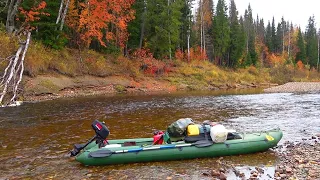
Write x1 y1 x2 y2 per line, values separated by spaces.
22 74 277 102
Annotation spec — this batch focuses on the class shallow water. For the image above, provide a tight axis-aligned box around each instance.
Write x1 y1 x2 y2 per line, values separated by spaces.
0 89 319 179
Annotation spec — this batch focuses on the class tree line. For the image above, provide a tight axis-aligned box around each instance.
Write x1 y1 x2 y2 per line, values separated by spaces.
0 0 319 70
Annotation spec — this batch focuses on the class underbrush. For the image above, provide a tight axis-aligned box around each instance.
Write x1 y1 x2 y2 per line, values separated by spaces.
170 61 270 88
269 64 320 84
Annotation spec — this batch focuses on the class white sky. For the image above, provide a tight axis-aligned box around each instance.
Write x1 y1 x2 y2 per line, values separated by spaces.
194 0 320 31
234 0 320 30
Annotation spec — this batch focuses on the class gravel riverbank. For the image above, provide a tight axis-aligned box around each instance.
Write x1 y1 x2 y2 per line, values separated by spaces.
274 137 320 180
264 82 320 93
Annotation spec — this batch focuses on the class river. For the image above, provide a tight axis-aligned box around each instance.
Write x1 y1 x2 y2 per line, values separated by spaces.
0 89 319 179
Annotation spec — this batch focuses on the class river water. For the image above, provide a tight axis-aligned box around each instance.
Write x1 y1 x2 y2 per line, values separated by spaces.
0 89 319 179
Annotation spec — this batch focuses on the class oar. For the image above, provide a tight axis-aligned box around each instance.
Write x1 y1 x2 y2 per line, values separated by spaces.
88 144 192 158
88 140 216 158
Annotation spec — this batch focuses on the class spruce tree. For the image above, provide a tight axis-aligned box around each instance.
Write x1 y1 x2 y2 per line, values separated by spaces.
305 16 318 68
228 0 244 67
266 21 273 52
243 4 257 66
296 27 306 64
145 0 183 58
271 17 277 53
258 18 265 43
179 0 194 52
127 0 145 50
275 23 282 53
212 0 230 65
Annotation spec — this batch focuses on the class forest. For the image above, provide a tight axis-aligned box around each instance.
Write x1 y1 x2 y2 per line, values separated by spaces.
0 0 320 105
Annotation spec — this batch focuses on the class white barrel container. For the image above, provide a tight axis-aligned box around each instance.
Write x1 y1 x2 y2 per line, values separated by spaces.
210 124 228 143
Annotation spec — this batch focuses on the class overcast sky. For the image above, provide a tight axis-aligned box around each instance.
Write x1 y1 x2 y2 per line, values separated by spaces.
193 0 320 31
234 0 320 30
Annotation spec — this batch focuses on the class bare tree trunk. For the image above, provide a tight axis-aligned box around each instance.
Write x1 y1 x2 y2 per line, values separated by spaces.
0 47 22 104
139 0 147 49
167 0 172 60
0 55 14 86
6 0 22 34
199 0 203 55
317 30 319 72
202 9 205 59
59 0 70 31
56 0 65 24
10 32 31 103
288 26 290 56
187 32 190 61
282 23 284 54
0 31 31 106
187 1 191 62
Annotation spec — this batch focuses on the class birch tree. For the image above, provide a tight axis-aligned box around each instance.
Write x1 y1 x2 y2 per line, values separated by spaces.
5 0 22 34
1 1 47 106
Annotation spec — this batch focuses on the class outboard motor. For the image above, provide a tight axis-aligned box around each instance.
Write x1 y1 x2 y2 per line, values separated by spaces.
70 120 110 157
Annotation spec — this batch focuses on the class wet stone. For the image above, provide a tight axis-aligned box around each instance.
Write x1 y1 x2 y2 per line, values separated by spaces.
219 172 227 180
286 167 292 173
219 168 225 173
211 170 220 177
280 174 287 179
251 172 258 177
202 171 210 176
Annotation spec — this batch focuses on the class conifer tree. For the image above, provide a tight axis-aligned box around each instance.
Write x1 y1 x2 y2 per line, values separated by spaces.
145 0 183 58
266 21 273 52
271 17 277 53
296 27 306 64
127 0 146 50
243 4 257 66
275 23 282 53
305 16 318 68
212 0 230 65
179 0 194 53
228 0 244 67
258 18 265 43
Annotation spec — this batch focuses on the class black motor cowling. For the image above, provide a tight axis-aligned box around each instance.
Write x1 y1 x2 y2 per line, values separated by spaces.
92 120 109 140
70 120 110 157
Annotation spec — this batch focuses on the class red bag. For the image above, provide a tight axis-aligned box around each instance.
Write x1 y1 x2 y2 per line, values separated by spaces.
153 131 164 145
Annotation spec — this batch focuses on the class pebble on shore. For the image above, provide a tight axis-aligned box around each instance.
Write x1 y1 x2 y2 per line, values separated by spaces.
264 82 320 93
274 137 320 180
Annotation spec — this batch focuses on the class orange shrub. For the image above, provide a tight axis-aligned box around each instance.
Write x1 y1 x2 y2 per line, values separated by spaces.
175 49 184 61
296 60 304 70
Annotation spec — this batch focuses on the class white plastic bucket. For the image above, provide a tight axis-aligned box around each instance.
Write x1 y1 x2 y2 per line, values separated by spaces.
210 125 228 143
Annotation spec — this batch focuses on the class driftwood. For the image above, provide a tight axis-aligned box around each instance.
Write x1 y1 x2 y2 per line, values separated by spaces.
0 31 31 106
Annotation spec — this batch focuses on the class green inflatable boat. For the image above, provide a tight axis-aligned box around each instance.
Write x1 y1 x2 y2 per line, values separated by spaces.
70 120 283 166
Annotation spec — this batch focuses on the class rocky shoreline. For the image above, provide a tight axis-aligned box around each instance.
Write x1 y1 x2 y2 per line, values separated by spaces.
199 135 320 180
274 137 320 180
264 82 320 93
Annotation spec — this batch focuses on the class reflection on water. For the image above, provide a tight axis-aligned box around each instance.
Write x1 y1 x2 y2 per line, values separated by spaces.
0 89 319 179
